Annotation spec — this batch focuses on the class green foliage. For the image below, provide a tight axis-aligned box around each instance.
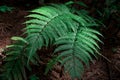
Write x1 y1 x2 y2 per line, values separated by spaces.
1 4 102 80
1 37 28 80
1 37 39 80
65 1 88 8
97 0 120 22
54 28 102 79
0 5 14 12
29 75 39 80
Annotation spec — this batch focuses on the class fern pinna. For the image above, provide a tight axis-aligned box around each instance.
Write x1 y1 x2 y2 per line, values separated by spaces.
0 4 102 80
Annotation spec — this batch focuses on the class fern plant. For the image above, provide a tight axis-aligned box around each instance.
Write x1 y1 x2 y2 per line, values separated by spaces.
0 4 103 80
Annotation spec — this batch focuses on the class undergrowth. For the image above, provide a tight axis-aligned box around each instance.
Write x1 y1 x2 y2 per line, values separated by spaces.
0 2 103 80
0 5 14 12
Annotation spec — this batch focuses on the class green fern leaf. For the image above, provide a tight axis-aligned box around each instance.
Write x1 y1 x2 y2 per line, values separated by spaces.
1 40 27 80
1 3 103 80
25 4 84 62
54 27 102 79
1 37 38 80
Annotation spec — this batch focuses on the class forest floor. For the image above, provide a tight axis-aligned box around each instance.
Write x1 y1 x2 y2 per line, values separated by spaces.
0 8 120 80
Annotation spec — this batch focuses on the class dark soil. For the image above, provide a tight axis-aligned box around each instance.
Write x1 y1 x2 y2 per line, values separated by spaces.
0 7 120 80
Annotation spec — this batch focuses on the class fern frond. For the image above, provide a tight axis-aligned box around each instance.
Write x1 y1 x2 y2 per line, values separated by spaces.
54 27 102 79
1 4 103 80
1 37 28 80
24 4 87 61
1 37 39 80
25 4 102 79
